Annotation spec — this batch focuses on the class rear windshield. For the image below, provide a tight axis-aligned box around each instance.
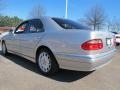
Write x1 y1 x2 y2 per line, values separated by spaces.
52 18 89 30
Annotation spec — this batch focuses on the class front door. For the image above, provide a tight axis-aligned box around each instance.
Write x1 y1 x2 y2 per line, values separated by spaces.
9 21 29 53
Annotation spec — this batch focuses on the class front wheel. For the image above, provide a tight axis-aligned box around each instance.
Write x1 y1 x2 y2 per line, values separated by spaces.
2 42 8 56
37 49 59 75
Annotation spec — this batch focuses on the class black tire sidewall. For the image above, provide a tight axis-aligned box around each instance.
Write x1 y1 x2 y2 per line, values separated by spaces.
2 42 7 55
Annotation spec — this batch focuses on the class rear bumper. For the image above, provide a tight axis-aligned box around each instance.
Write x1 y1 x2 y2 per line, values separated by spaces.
56 49 116 71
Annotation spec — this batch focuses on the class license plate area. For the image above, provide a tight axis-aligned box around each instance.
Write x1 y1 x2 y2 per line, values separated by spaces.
106 38 113 47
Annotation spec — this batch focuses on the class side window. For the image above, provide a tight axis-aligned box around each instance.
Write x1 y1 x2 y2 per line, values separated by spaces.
15 21 29 34
28 19 44 33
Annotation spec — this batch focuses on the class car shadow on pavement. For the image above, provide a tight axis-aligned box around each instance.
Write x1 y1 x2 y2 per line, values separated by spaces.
0 51 94 82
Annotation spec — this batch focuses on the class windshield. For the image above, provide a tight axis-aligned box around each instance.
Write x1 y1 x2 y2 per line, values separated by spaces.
52 18 90 30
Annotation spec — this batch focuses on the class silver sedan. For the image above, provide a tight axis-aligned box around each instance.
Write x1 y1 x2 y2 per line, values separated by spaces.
1 17 116 75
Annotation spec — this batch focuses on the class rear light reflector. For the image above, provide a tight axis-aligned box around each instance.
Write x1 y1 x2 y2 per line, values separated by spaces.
81 39 103 50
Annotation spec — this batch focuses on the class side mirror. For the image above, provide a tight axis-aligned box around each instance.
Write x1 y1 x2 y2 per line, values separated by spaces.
9 29 13 33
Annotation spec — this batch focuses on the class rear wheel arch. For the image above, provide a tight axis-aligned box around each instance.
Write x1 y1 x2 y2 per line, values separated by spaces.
36 45 59 65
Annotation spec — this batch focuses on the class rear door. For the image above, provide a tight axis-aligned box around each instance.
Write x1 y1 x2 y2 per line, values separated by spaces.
18 19 45 58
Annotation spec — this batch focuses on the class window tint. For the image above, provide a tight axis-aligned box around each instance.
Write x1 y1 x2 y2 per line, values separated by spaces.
52 18 89 30
15 21 28 34
111 32 118 34
28 19 44 33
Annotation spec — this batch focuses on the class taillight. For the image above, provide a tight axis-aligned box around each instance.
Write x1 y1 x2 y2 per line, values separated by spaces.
116 36 120 38
81 39 103 50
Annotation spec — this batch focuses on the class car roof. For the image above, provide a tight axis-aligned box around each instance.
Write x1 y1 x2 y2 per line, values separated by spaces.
25 16 72 22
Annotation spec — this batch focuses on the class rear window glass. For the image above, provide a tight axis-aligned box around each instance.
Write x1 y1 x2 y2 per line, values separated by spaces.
52 18 89 30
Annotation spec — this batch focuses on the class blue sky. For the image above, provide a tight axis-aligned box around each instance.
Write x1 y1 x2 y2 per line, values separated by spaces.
2 0 120 21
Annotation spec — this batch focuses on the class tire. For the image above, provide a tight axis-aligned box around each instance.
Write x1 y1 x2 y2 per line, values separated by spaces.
2 42 8 56
36 48 59 75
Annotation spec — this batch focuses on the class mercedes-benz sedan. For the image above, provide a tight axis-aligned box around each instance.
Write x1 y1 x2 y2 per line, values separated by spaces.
1 17 116 75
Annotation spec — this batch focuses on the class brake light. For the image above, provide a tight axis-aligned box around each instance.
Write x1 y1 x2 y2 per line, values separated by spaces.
116 36 120 38
81 39 103 50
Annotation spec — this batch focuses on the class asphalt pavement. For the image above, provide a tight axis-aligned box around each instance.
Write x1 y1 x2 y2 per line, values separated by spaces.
0 44 120 90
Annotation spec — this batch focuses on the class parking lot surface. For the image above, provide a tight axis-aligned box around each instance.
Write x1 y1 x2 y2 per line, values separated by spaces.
0 44 120 90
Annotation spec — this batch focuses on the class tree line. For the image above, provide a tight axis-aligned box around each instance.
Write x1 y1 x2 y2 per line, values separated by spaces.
0 0 23 27
0 16 23 27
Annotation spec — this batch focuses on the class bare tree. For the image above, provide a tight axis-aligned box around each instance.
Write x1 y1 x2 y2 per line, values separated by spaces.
83 5 106 30
108 19 120 33
29 5 45 19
